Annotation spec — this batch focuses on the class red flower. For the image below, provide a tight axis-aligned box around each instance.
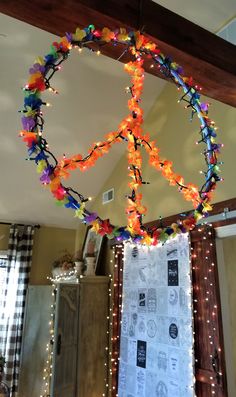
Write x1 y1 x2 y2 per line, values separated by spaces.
98 219 113 236
52 186 66 200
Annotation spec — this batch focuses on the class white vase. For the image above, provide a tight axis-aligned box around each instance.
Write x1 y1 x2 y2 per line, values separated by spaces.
74 261 83 276
84 257 96 276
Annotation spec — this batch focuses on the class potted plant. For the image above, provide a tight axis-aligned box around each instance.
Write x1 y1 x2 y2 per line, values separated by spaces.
52 250 75 278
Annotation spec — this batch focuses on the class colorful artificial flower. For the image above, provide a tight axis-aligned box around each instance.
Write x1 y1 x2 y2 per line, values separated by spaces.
20 131 38 147
20 24 221 246
74 203 86 219
90 220 101 234
52 186 67 200
98 219 113 236
101 27 115 42
73 27 86 41
40 166 53 184
117 28 129 42
21 116 35 131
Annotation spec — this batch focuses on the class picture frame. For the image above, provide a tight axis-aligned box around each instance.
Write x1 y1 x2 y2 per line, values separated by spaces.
82 226 104 274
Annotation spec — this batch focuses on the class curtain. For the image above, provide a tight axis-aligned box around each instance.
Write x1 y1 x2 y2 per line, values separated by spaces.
0 225 34 396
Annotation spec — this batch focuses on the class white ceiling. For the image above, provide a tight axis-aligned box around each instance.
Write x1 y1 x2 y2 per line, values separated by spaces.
153 0 236 32
0 1 235 229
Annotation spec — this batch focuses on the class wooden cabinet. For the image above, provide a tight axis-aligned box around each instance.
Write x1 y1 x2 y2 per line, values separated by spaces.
19 286 53 397
51 277 109 397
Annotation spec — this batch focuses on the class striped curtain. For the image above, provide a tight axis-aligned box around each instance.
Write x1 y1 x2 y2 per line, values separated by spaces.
0 225 34 396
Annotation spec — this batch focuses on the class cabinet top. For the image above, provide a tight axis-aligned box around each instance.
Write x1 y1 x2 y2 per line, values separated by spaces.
80 276 110 284
59 276 110 285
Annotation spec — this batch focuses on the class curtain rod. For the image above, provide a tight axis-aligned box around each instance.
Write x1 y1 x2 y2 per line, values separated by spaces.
0 221 40 229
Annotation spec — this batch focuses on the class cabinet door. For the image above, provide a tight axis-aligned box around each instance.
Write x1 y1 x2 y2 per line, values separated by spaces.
18 286 53 397
51 284 79 397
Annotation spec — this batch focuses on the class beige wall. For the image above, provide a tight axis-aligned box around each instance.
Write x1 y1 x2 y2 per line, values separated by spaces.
0 224 10 250
91 82 236 225
0 224 76 285
30 226 76 284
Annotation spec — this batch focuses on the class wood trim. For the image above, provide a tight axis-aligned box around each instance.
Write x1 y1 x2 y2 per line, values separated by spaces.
191 226 228 396
145 197 236 230
1 0 236 106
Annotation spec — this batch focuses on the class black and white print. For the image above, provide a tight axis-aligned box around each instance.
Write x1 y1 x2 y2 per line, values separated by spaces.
118 234 194 397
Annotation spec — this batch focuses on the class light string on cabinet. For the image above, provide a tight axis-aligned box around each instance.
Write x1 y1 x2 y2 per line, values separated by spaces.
40 284 56 397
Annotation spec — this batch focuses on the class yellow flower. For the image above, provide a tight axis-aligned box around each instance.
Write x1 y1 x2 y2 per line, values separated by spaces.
24 106 37 118
91 220 100 233
144 42 156 51
37 160 47 173
194 211 203 222
74 203 86 219
126 225 136 236
117 28 129 42
73 27 86 41
34 56 44 65
142 234 153 246
171 223 180 234
202 201 213 213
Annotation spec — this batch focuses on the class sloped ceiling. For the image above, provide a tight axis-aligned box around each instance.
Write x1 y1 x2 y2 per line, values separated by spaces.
0 13 165 228
153 0 236 32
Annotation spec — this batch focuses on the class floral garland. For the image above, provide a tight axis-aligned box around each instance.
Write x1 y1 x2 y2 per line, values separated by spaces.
20 25 223 245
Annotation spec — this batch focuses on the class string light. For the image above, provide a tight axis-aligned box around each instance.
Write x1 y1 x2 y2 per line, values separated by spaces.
20 25 222 246
47 268 79 284
40 268 84 396
191 224 225 394
40 284 56 397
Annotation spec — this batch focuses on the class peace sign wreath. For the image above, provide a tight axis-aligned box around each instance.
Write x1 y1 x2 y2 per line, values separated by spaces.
20 25 223 245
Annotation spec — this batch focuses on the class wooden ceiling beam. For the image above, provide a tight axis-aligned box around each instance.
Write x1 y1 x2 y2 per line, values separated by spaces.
1 0 236 107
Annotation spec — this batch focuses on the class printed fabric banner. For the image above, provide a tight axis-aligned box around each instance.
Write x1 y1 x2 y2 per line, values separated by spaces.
118 233 194 397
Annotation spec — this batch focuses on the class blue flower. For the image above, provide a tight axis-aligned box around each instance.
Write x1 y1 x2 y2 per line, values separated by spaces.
24 95 42 109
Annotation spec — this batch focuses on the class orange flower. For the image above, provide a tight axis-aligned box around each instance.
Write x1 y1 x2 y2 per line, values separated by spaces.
101 27 115 42
20 131 37 147
134 31 145 50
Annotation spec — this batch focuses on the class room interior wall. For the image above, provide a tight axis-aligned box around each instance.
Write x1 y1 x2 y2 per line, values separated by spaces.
90 82 236 225
0 224 77 284
0 224 10 250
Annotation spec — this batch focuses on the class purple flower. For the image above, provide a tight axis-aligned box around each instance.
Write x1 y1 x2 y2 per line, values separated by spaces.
40 166 53 184
21 116 35 131
85 212 98 223
66 32 73 42
177 66 184 74
29 63 45 74
200 103 209 112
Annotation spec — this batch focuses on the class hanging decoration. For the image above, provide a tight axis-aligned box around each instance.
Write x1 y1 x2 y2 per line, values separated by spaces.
20 25 223 245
